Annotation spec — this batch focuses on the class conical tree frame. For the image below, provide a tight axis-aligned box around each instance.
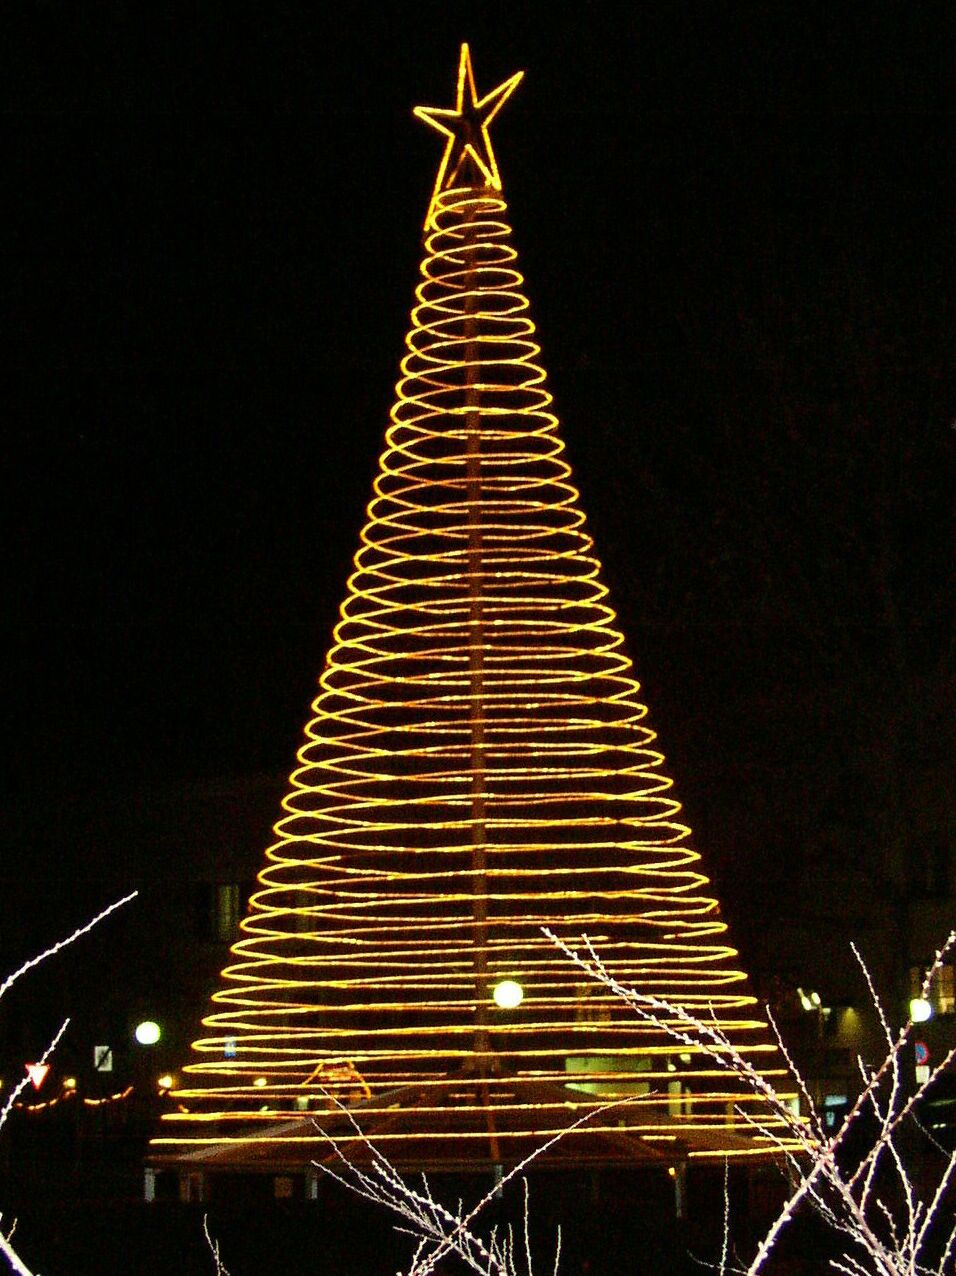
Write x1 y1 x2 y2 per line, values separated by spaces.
154 46 797 1172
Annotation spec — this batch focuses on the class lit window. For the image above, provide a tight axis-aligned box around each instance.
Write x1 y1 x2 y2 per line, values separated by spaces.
215 884 240 942
198 883 244 942
573 982 611 1025
936 964 955 1016
910 963 955 1017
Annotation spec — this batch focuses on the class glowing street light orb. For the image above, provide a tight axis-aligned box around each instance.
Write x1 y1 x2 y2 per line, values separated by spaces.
253 1076 268 1089
492 980 524 1009
62 1076 77 1091
909 997 933 1024
157 1074 174 1091
134 1020 162 1045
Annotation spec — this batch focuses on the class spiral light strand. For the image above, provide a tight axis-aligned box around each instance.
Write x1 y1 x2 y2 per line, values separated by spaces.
154 47 798 1170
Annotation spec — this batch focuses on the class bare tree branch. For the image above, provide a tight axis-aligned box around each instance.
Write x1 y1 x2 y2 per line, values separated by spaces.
0 893 138 1276
547 927 956 1276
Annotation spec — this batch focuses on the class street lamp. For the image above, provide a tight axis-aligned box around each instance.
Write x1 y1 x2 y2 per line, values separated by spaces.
492 980 524 1009
909 997 933 1024
134 1020 162 1045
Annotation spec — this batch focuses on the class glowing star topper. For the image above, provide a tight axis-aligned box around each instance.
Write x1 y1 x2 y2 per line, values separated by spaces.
414 43 523 229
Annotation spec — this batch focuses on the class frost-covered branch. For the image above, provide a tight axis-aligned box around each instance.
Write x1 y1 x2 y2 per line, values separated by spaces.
0 892 138 1006
0 893 138 1276
203 1215 232 1276
0 1219 34 1276
546 927 956 1276
0 1019 70 1141
311 1096 602 1276
301 928 953 1276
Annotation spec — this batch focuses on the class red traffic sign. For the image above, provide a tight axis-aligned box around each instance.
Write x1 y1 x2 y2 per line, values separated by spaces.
25 1062 50 1091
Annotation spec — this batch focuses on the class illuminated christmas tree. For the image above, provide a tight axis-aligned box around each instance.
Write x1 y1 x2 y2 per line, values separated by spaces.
154 46 796 1172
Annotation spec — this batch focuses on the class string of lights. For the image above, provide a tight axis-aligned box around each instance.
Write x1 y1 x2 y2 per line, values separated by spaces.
13 1085 136 1114
154 45 797 1167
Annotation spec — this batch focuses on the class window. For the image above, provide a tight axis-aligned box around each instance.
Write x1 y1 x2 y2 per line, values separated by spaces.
937 964 955 1016
214 884 240 941
912 838 952 897
197 882 249 943
910 962 955 1017
573 982 611 1025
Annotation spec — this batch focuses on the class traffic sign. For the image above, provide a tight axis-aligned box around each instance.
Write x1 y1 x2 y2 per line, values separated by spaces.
25 1062 50 1091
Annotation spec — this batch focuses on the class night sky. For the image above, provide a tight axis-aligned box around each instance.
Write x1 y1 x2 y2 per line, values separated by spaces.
5 6 955 986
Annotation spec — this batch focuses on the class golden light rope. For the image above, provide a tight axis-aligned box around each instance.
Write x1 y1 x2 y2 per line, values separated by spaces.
14 1085 135 1113
155 45 797 1165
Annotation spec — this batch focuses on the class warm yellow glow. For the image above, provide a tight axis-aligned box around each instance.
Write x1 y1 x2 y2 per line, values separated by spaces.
154 45 798 1168
157 1074 175 1091
15 1084 133 1114
493 979 524 1009
82 1085 133 1108
414 43 523 230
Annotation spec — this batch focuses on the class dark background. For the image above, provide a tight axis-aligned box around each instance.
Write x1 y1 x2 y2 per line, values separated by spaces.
4 3 955 1015
2 6 955 1273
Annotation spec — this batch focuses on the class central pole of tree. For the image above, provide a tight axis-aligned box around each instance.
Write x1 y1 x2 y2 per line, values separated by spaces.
461 194 499 1160
463 208 489 1031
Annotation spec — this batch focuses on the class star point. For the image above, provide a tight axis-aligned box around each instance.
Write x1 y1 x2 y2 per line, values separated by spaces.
415 43 524 230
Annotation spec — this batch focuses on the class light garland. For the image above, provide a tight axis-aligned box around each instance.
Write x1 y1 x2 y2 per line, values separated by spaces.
154 45 798 1168
14 1085 135 1114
